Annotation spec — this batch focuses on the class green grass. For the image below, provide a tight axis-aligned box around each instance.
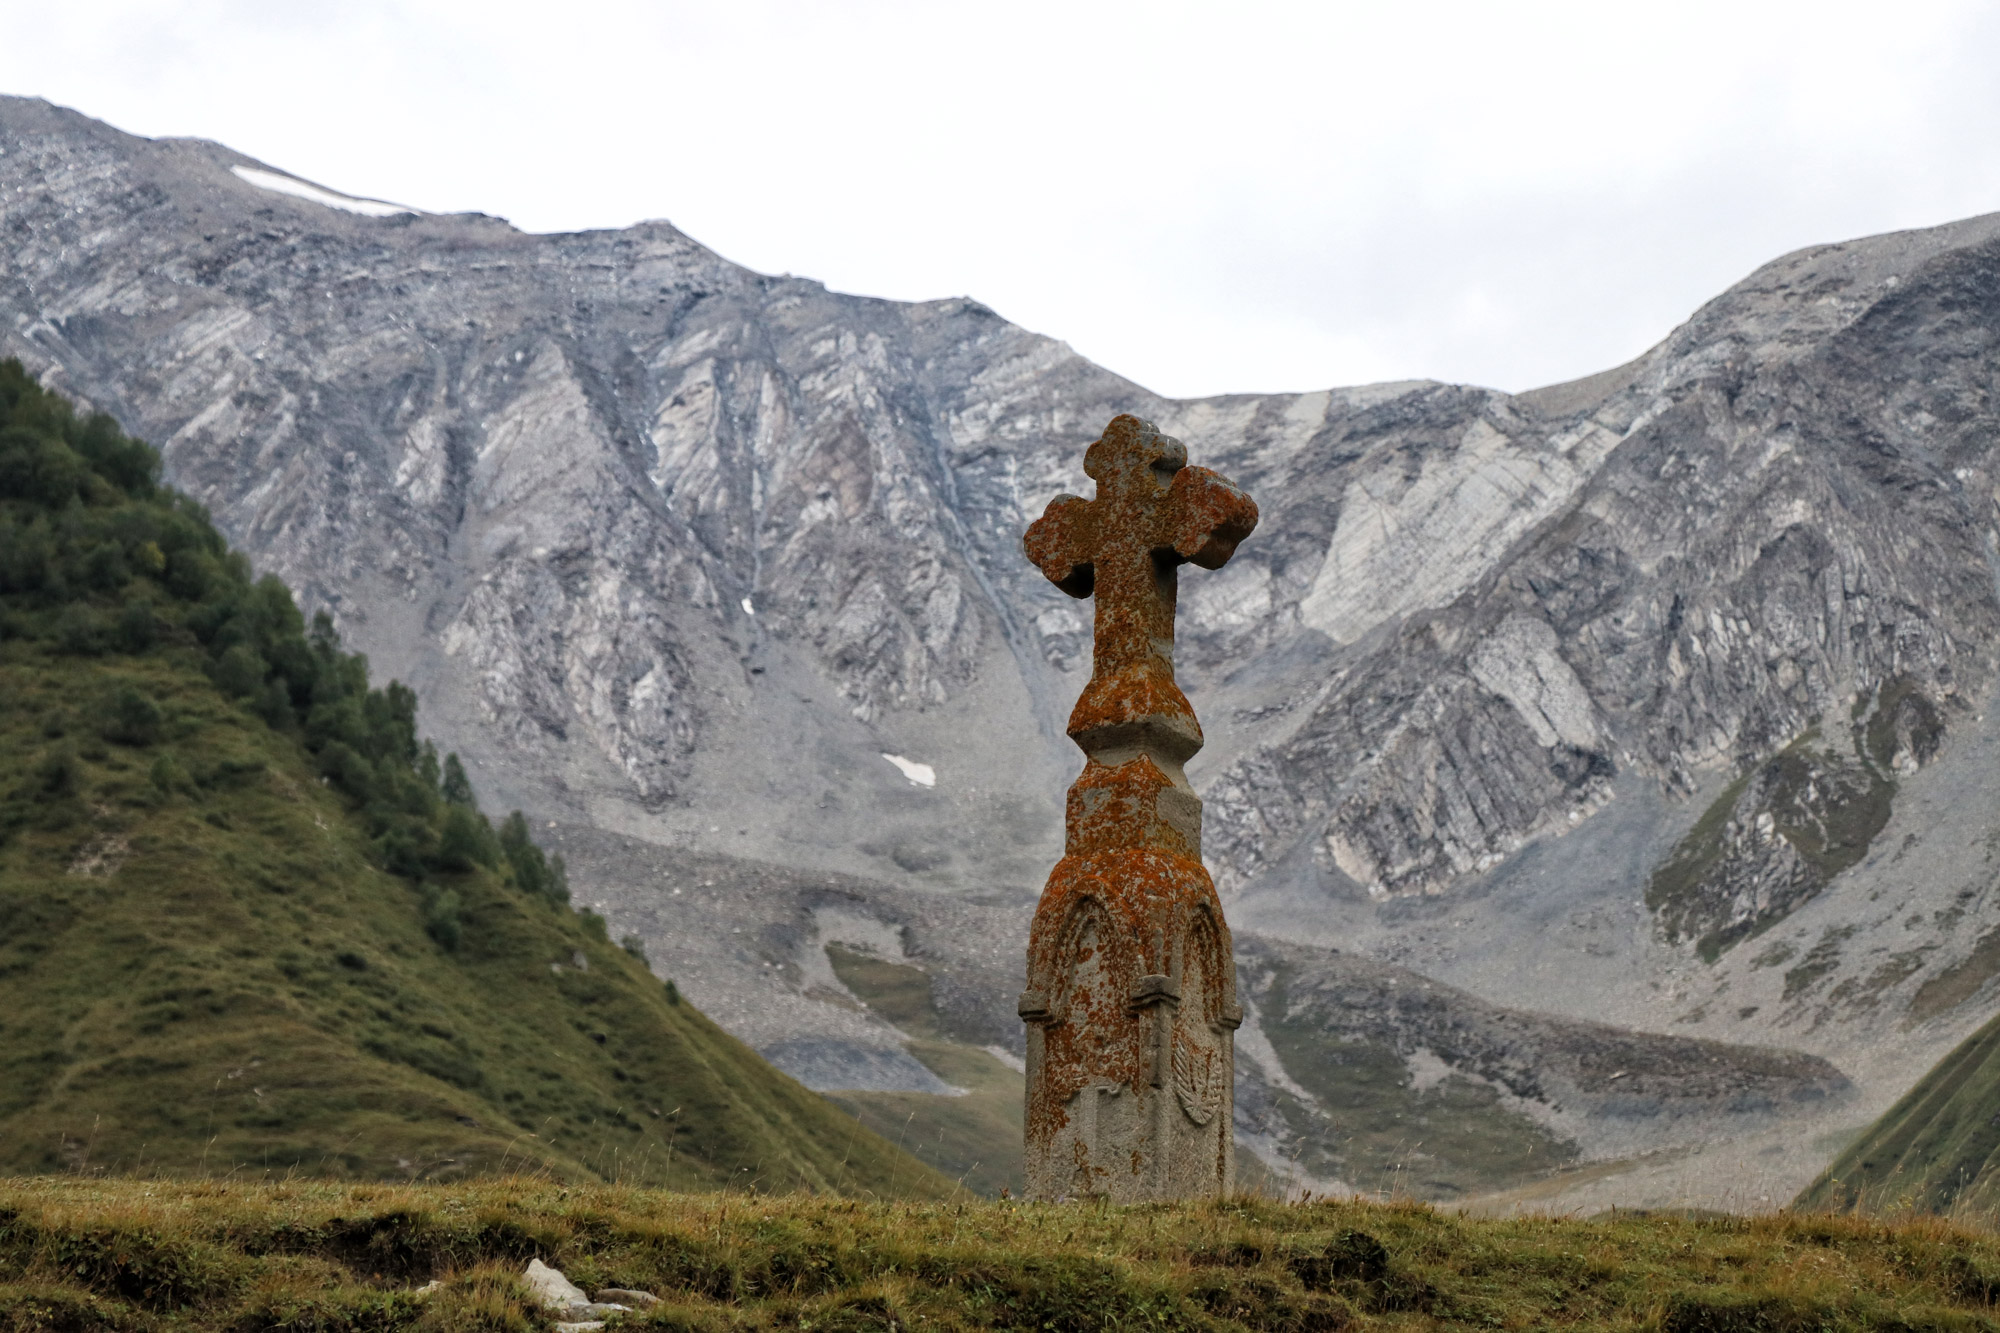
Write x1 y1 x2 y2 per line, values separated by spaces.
1648 699 1901 963
1910 929 2000 1026
1800 1010 2000 1220
0 638 948 1197
1645 769 1753 954
6 1178 2000 1330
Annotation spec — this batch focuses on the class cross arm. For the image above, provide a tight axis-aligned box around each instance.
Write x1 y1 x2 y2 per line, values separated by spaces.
1024 493 1096 598
1167 466 1259 569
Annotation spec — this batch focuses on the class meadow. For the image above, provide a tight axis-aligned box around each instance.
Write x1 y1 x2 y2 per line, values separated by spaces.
3 1179 2000 1331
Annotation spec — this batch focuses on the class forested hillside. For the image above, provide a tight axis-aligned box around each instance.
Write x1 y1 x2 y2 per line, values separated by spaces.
0 360 947 1194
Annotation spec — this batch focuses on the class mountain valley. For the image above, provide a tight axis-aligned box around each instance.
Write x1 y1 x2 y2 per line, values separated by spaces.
8 93 2000 1204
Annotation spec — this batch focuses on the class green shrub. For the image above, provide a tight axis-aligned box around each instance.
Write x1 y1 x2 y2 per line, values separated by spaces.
441 753 475 806
253 676 292 729
499 811 566 901
115 597 155 653
164 548 216 601
53 605 104 656
101 686 163 747
0 424 85 505
212 644 265 697
82 541 128 593
422 887 464 952
0 520 49 592
437 805 499 873
35 745 80 798
148 753 191 797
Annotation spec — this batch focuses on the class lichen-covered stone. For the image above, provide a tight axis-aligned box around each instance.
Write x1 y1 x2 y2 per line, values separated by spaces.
1019 416 1255 1201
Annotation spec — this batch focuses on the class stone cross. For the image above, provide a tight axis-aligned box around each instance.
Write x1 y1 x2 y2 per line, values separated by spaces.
1017 414 1257 1201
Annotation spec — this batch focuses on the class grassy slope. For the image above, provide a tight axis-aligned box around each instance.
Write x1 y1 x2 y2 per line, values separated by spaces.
0 613 948 1197
1797 1011 2000 1219
7 1179 2000 1331
0 361 948 1197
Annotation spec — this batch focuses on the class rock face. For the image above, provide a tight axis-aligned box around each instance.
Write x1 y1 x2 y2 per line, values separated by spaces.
11 94 2000 1204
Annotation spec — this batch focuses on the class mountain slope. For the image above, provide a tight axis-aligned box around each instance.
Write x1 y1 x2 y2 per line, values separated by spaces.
0 359 949 1194
12 94 2000 1206
1796 1011 2000 1218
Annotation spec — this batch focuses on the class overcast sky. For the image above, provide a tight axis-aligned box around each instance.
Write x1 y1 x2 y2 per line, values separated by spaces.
6 1 2000 398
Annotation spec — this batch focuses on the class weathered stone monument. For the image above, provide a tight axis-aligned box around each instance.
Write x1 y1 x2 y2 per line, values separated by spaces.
1017 414 1259 1201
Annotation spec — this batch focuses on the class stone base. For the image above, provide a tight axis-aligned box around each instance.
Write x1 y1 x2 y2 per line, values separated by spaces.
1019 848 1239 1201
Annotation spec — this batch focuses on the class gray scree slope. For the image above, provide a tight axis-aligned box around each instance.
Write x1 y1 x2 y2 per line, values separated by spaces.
9 95 2000 1204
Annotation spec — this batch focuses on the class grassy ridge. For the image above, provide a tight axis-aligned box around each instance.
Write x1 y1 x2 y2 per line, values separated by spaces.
0 360 948 1196
6 1179 2000 1330
1798 1012 2000 1220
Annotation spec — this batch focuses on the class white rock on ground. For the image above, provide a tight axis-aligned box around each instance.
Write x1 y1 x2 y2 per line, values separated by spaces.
524 1259 589 1310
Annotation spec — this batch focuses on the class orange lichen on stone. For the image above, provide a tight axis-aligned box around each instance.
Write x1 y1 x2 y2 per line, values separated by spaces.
1018 415 1257 1202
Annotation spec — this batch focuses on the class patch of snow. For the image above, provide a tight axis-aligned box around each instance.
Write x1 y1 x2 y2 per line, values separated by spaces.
741 597 755 615
231 165 415 218
881 753 935 787
1034 606 1082 636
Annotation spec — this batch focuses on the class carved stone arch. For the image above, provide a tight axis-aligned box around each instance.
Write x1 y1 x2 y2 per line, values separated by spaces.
1180 901 1231 1028
1051 896 1119 1040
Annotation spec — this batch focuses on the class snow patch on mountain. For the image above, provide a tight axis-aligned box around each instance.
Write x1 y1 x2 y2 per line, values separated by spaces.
231 165 415 218
882 754 936 787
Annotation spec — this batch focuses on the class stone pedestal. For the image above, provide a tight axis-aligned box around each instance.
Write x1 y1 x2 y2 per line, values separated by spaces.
1020 841 1241 1200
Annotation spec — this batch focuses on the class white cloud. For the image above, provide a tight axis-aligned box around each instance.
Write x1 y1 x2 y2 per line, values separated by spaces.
4 0 1998 397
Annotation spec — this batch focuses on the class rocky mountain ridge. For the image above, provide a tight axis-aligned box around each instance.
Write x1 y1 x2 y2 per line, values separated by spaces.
9 93 2000 1203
